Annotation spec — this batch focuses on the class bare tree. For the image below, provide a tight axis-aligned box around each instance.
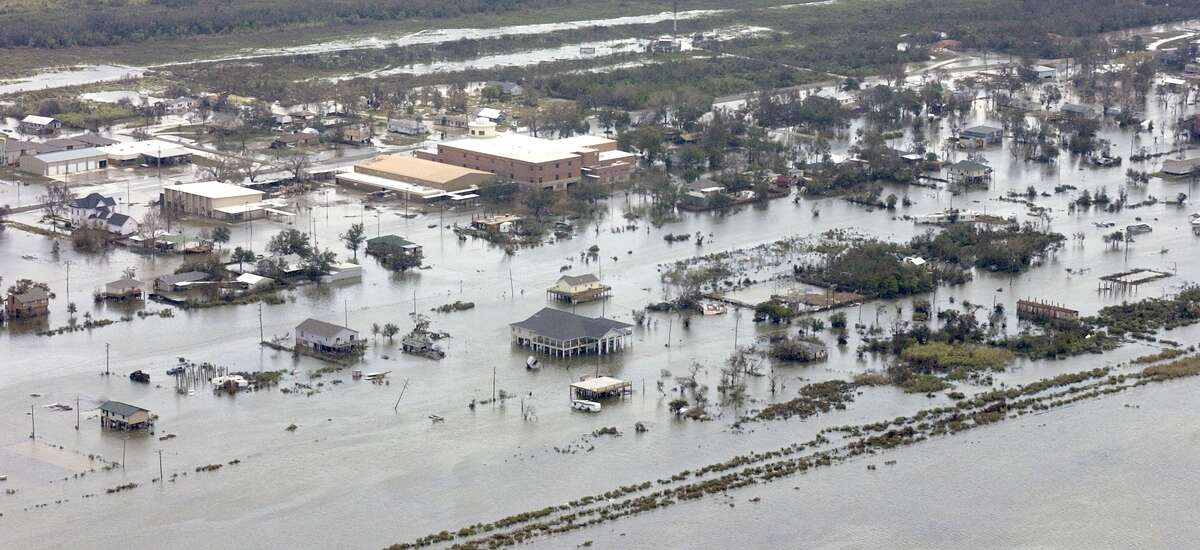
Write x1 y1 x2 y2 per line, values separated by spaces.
40 183 75 221
236 154 271 183
139 208 163 243
198 156 240 182
283 150 311 183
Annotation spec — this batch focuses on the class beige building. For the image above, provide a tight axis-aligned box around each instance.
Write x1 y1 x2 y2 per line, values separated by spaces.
340 155 495 198
163 182 265 220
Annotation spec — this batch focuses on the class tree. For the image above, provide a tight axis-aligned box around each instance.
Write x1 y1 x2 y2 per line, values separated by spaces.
302 248 338 279
283 149 311 182
633 126 666 165
522 187 557 219
340 223 365 260
138 208 163 245
40 183 75 221
267 229 313 258
383 322 400 341
0 204 9 232
543 102 588 138
231 246 256 270
198 156 241 182
211 226 231 248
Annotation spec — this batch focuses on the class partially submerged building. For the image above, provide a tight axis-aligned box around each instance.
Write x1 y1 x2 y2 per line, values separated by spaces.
958 125 1003 144
570 376 633 401
162 182 266 221
19 115 61 134
103 278 145 300
946 159 993 186
365 235 423 269
4 287 50 319
295 318 361 355
510 308 633 357
1016 299 1079 321
99 401 153 431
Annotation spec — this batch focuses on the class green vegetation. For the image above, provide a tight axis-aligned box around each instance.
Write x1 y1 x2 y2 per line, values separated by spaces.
794 240 934 298
909 224 1065 273
899 342 1014 372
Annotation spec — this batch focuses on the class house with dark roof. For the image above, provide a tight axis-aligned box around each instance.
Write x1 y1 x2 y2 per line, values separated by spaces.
958 125 1003 144
99 401 153 431
365 235 423 268
43 137 88 151
295 318 361 354
546 274 611 304
3 140 56 165
69 192 117 227
510 308 632 357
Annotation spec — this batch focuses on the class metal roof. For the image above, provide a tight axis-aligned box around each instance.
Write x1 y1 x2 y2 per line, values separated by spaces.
510 308 631 341
33 147 109 164
558 274 600 286
100 400 148 416
296 318 357 339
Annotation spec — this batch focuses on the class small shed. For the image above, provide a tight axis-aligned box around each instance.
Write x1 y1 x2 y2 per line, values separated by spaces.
547 274 611 304
295 318 361 354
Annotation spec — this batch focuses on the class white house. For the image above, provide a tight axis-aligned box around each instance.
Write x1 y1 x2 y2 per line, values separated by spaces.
546 273 611 304
295 318 361 354
475 107 505 123
69 193 117 227
95 212 139 236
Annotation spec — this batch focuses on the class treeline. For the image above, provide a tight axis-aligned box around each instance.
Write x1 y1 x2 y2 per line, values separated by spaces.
0 0 573 49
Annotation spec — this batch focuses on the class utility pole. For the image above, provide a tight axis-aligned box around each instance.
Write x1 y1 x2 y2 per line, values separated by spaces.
75 395 80 430
258 303 264 344
508 266 515 299
29 404 35 439
492 366 497 403
121 436 127 470
64 260 71 302
157 449 164 481
393 379 410 412
105 343 111 375
344 299 349 327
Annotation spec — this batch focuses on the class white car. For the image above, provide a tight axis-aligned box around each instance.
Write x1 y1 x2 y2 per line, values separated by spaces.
571 399 601 413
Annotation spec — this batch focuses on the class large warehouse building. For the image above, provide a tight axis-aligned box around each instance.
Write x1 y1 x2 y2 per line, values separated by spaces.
415 118 636 190
163 182 266 221
18 148 109 176
336 155 494 201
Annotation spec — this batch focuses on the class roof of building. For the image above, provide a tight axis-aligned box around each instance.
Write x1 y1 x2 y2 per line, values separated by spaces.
236 273 271 286
12 287 49 303
961 125 1002 135
44 138 87 149
439 132 590 164
167 181 263 200
33 148 108 163
367 234 420 249
70 133 119 147
558 274 600 286
949 159 992 173
7 140 52 153
570 376 630 393
106 213 132 227
473 214 524 226
476 107 504 120
99 400 147 416
157 271 209 285
556 135 617 150
358 155 493 184
1162 157 1200 174
21 115 57 125
510 307 632 341
106 278 144 291
296 318 358 339
72 193 117 210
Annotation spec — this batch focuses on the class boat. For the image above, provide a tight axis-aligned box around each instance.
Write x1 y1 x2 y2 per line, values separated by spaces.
129 370 150 383
572 399 602 413
526 356 540 370
0 475 7 481
700 302 728 316
429 415 445 423
364 371 391 381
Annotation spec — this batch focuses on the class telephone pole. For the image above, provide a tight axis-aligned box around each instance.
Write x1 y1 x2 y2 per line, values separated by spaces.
29 404 35 439
105 343 111 375
258 303 264 344
157 450 164 481
75 395 80 430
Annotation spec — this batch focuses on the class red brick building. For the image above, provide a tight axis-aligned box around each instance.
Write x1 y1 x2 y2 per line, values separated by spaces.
416 118 635 191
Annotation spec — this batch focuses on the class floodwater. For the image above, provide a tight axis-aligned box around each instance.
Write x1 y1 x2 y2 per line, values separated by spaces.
3 61 1200 550
547 376 1200 549
0 65 145 96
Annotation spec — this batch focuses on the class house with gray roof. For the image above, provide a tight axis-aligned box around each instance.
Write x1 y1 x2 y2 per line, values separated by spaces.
99 401 152 431
295 318 361 354
958 125 1003 144
546 273 611 304
18 147 109 176
510 307 632 357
